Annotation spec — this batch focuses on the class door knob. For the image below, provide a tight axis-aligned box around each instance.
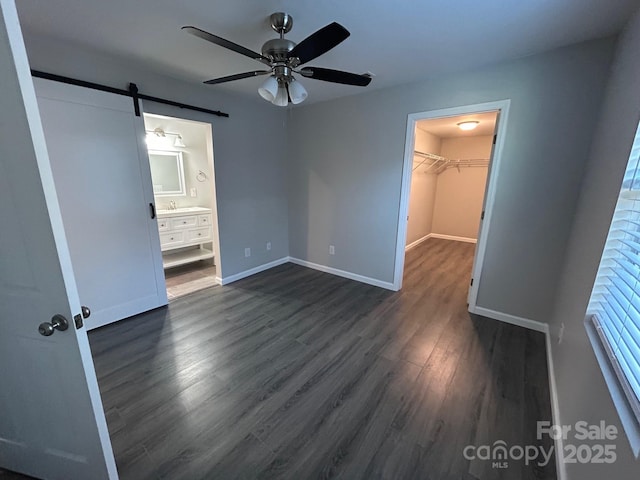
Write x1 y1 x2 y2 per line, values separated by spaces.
81 306 91 319
38 314 69 337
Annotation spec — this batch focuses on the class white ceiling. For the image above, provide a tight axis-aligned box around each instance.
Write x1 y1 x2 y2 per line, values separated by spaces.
16 0 638 105
417 112 498 139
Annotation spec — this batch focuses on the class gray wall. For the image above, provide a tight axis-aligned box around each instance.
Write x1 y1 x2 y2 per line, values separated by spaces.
288 38 615 322
23 35 289 279
406 128 440 245
433 135 492 239
550 8 640 479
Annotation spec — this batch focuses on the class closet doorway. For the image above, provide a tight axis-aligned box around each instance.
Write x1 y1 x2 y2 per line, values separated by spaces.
395 101 510 311
143 113 222 300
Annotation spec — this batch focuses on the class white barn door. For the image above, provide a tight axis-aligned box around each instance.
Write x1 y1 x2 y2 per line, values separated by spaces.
0 0 117 478
34 78 167 330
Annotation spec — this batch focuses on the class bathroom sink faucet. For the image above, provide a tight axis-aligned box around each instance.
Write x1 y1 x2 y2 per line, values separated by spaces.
168 201 177 210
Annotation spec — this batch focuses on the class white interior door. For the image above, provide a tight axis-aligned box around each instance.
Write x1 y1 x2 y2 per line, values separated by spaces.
0 1 117 478
34 78 167 330
468 110 502 306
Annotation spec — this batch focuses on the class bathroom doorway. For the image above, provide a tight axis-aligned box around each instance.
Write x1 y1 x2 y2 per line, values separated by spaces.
144 113 222 299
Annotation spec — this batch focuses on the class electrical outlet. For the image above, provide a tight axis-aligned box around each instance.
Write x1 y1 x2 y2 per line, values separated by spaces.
266 242 271 251
329 245 335 255
190 187 197 197
244 247 251 258
558 323 565 344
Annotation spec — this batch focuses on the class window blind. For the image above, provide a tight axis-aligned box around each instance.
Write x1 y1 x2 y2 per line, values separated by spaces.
588 121 640 425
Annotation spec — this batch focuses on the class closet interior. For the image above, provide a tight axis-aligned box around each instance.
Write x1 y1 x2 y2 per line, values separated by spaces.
406 111 498 249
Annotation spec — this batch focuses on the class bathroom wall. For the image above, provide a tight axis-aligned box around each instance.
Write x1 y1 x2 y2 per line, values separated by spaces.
406 128 441 246
144 114 214 211
432 135 493 239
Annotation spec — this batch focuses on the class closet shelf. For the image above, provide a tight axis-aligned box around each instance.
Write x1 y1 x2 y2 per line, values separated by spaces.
413 149 489 174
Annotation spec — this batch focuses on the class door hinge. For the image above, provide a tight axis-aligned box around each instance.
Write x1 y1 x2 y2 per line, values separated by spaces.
493 134 497 145
481 210 485 220
73 313 83 329
470 278 474 286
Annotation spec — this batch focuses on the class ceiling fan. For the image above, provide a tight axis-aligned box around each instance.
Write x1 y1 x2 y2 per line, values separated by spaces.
182 12 372 106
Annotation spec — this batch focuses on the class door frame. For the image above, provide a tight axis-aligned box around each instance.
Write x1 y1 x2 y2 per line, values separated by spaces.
141 106 224 284
393 100 511 312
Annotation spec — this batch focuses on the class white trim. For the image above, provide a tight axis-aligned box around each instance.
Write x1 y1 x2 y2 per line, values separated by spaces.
429 233 477 244
405 233 432 251
394 100 511 304
545 329 567 480
470 304 565 477
469 305 547 333
405 233 477 251
219 257 289 285
289 257 396 291
585 317 640 458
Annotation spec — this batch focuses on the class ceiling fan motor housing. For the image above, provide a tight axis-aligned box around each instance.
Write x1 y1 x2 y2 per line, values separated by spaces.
261 38 296 63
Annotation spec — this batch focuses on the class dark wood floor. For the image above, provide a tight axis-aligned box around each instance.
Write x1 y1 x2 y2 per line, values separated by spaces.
86 238 555 480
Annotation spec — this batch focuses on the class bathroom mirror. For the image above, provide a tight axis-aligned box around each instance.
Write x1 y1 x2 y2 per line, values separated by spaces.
148 150 186 196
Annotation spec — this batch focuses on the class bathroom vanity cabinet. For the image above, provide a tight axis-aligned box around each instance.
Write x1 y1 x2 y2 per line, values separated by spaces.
156 207 215 268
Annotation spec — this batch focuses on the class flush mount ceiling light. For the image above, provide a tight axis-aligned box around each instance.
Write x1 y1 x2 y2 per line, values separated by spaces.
457 121 480 131
145 128 187 148
182 12 372 107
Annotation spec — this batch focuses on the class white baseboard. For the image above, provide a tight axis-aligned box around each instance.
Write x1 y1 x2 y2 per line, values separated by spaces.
471 305 563 477
405 233 432 251
405 233 477 251
219 257 289 285
430 233 477 244
288 257 396 291
545 329 566 480
469 306 547 333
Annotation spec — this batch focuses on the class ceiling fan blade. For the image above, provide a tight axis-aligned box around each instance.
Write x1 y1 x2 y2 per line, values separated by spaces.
290 22 350 65
182 26 271 65
204 71 271 85
299 67 371 86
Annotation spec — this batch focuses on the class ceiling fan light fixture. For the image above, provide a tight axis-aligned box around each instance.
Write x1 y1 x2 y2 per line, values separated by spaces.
457 121 480 131
272 84 289 107
288 78 308 105
186 13 372 105
258 75 279 102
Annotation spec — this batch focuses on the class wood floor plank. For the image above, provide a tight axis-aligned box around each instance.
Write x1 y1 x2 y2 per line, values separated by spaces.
87 238 556 480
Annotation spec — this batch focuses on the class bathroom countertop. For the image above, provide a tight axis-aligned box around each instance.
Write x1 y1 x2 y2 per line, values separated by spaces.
156 206 212 218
